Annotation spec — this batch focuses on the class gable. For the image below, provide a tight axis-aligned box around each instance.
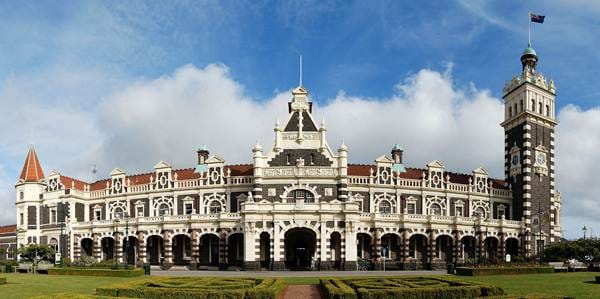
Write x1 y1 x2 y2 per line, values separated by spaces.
284 111 318 132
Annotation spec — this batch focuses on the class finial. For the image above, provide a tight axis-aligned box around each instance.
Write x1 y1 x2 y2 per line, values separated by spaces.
321 118 326 128
299 55 303 87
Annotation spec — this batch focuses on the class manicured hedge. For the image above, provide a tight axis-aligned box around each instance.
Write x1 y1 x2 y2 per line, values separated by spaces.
48 267 144 277
96 277 285 299
0 277 6 285
486 295 565 299
455 266 554 276
596 276 600 284
319 276 503 299
31 294 123 299
320 278 357 299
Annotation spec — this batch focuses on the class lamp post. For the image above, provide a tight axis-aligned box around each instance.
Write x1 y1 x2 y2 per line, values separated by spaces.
583 226 588 240
473 211 481 267
113 218 120 267
123 213 130 269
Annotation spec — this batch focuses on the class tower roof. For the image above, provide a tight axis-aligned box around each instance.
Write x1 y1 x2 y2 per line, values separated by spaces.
522 43 537 57
18 146 44 183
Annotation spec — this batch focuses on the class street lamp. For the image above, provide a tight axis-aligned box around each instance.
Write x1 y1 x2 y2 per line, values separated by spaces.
472 211 481 267
582 226 588 240
123 213 130 269
113 217 120 267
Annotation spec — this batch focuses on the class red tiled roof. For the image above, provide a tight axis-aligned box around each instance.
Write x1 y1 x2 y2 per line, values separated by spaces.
60 175 87 190
226 164 253 176
0 225 16 234
19 146 44 182
347 164 509 190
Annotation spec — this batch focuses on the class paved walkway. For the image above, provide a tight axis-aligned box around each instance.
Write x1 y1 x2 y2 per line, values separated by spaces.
151 270 445 277
282 285 323 299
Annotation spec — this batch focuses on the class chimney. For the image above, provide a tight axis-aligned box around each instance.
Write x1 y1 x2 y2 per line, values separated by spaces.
391 144 403 164
197 146 209 164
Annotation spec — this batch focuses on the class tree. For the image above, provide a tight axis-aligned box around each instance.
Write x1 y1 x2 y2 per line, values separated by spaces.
17 244 56 262
544 239 600 264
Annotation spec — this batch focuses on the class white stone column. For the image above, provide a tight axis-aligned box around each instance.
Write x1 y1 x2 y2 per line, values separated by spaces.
273 223 282 262
344 227 357 262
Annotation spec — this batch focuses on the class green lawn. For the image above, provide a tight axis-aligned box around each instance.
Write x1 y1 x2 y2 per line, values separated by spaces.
0 273 140 299
1 272 599 298
460 272 599 298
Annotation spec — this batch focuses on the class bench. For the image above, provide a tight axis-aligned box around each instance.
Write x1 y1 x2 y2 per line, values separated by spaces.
36 262 54 274
16 263 33 273
567 260 588 272
548 262 568 272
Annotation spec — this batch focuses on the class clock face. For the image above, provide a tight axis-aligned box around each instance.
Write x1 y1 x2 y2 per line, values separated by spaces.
536 153 546 165
511 155 519 166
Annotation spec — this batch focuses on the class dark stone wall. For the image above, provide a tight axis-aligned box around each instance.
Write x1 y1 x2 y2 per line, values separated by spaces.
505 124 525 220
261 184 339 203
284 111 318 132
268 149 333 167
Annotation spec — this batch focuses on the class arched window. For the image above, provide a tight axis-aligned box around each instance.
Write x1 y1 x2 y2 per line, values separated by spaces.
545 105 550 117
379 201 392 214
531 99 535 112
473 207 486 218
209 201 222 214
538 102 542 114
113 207 124 219
291 189 315 203
513 103 517 115
519 99 523 112
158 203 170 216
429 203 442 215
508 106 512 117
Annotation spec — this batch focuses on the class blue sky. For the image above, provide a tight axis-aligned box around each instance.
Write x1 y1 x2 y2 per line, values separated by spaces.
1 1 600 239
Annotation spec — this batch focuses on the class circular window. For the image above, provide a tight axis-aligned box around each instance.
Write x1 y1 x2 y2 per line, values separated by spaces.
49 180 58 190
477 180 485 191
159 175 168 186
432 175 440 185
211 170 220 182
380 171 389 181
114 181 122 191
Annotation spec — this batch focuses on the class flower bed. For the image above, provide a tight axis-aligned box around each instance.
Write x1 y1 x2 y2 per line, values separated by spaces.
48 267 144 277
320 276 503 299
455 266 554 276
96 277 285 299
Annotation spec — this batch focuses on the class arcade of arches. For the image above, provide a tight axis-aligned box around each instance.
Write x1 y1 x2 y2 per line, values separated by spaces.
74 229 522 270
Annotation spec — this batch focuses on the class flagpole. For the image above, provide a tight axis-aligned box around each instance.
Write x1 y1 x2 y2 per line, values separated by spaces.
528 11 531 45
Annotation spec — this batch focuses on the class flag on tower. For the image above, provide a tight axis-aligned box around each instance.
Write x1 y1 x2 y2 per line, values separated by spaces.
530 13 545 23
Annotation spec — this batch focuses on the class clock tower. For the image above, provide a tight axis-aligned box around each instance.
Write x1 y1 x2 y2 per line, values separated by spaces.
501 44 561 257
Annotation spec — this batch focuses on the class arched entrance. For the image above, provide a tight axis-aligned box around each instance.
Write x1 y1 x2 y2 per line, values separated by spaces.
173 235 192 265
506 237 519 257
330 232 342 270
101 237 114 261
122 236 138 265
380 234 401 261
147 235 164 265
461 236 477 261
436 235 454 263
80 238 93 257
228 233 244 267
356 233 373 259
199 234 219 265
408 234 427 264
259 232 271 269
485 237 499 264
284 228 317 270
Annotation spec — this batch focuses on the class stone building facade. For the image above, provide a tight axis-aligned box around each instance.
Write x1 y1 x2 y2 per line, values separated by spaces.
14 46 560 270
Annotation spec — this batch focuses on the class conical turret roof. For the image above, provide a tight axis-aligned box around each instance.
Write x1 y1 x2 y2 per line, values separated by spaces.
18 145 44 182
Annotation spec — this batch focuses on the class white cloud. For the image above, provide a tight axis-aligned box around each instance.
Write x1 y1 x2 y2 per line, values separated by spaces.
0 63 598 240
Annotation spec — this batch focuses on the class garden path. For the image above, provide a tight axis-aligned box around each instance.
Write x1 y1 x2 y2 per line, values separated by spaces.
282 285 323 299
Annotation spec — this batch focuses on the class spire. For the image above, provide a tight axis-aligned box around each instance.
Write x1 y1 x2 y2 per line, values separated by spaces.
19 145 44 183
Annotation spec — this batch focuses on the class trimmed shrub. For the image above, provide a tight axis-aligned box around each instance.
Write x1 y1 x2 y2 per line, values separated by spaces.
320 279 357 299
48 267 144 277
30 294 124 299
0 277 6 285
339 276 503 299
96 277 285 299
596 276 600 284
246 278 285 299
455 266 554 276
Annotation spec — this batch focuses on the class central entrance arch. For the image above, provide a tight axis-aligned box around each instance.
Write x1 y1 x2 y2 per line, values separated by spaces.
284 228 316 270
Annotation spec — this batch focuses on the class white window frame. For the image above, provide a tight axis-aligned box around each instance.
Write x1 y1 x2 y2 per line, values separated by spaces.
184 202 194 215
93 206 102 221
50 208 57 224
136 205 144 218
